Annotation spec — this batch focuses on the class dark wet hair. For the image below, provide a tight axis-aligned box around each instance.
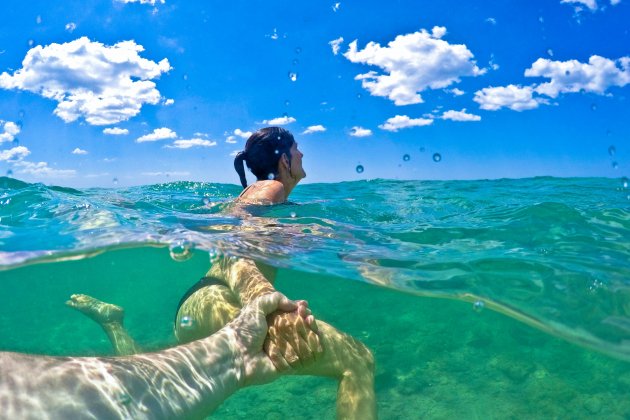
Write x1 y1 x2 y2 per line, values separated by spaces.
233 127 295 188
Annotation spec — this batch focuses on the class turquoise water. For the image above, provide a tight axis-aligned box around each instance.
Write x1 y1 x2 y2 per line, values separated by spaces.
1 176 630 418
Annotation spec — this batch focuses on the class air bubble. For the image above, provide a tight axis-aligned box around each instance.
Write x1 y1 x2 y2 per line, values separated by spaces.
183 74 188 81
202 197 210 205
356 93 362 99
565 70 570 76
292 59 299 65
28 40 34 47
547 49 553 57
18 110 25 118
282 112 288 118
179 315 194 329
622 177 629 189
284 99 290 106
432 153 442 163
419 147 425 153
112 178 118 184
288 72 298 82
612 162 618 169
290 212 296 218
268 173 275 180
295 47 302 54
403 154 410 162
12 138 19 147
608 145 616 157
6 170 13 176
355 165 364 174
274 149 279 154
473 300 485 312
208 249 220 262
591 103 597 111
36 15 42 24
169 240 194 262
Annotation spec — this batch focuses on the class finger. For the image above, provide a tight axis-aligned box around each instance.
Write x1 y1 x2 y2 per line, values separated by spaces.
305 315 318 334
264 337 291 372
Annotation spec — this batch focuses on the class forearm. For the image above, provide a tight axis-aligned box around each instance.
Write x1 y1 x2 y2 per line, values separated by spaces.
209 257 276 305
0 328 245 419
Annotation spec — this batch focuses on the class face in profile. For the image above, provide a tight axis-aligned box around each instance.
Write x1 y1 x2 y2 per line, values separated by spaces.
290 142 306 180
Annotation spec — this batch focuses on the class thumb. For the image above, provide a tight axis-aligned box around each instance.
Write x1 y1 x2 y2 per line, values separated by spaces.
255 292 297 316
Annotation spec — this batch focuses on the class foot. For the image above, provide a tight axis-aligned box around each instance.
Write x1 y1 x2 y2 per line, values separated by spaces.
66 294 125 325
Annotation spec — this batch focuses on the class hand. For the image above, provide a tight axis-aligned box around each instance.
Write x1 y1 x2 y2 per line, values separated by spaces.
228 292 298 386
263 300 323 371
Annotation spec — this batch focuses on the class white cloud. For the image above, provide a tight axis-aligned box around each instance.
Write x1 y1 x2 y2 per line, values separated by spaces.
163 98 175 106
329 37 344 55
229 150 240 157
262 116 296 125
14 160 76 178
136 127 177 142
611 0 621 4
441 109 481 122
349 126 373 137
0 121 20 143
0 146 30 161
342 27 485 105
0 37 171 126
378 115 433 132
65 22 77 33
449 88 465 96
226 136 237 144
486 17 497 25
234 128 252 139
561 0 598 10
526 55 630 98
103 127 129 135
115 0 165 4
72 147 88 155
0 146 75 178
302 125 326 134
166 139 217 149
332 2 341 12
474 85 547 111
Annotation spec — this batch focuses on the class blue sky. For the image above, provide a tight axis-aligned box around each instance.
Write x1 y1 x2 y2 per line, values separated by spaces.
0 0 628 187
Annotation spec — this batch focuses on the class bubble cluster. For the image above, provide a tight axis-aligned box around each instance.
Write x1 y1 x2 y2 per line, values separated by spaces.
356 165 364 174
169 240 194 262
432 153 442 163
288 72 298 82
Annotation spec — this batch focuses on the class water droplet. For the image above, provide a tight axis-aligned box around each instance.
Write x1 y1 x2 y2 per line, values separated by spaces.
356 93 362 99
6 170 13 176
112 177 118 184
419 147 426 153
547 49 553 57
284 99 290 106
622 177 629 189
292 58 299 66
28 40 34 47
473 300 485 312
282 112 288 118
179 315 194 329
290 211 296 218
606 130 612 136
18 110 25 118
274 149 279 154
432 153 442 163
403 154 410 162
202 197 210 205
268 173 275 180
565 70 570 76
36 15 42 24
591 103 597 111
608 145 616 157
612 161 618 169
183 74 188 81
12 138 19 147
169 240 194 262
295 47 302 54
288 72 298 82
355 165 364 174
16 121 23 128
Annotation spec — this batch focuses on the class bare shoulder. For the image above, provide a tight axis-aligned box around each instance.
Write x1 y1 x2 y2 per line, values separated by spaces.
237 181 286 205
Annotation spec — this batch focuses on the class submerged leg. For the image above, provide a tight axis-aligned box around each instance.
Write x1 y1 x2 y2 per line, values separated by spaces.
66 294 140 356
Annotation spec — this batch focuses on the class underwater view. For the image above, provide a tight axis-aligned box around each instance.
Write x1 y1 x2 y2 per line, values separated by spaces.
1 177 630 418
1 0 630 418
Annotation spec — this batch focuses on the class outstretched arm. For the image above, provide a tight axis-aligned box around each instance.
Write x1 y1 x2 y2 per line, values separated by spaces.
0 293 301 419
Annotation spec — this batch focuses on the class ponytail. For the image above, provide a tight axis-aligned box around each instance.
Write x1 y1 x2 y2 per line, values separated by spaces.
233 151 248 189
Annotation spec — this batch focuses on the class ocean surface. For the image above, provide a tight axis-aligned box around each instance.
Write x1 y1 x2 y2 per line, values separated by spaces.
1 176 630 418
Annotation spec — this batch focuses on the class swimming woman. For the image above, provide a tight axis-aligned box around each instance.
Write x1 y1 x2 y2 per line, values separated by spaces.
70 127 376 419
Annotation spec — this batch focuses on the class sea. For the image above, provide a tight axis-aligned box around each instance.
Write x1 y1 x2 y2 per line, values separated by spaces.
1 175 629 419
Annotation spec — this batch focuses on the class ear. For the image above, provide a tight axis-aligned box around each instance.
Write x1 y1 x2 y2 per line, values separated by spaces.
280 153 290 168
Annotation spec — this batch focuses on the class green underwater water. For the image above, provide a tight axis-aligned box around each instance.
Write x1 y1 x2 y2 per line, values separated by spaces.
1 176 630 418
1 247 630 419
